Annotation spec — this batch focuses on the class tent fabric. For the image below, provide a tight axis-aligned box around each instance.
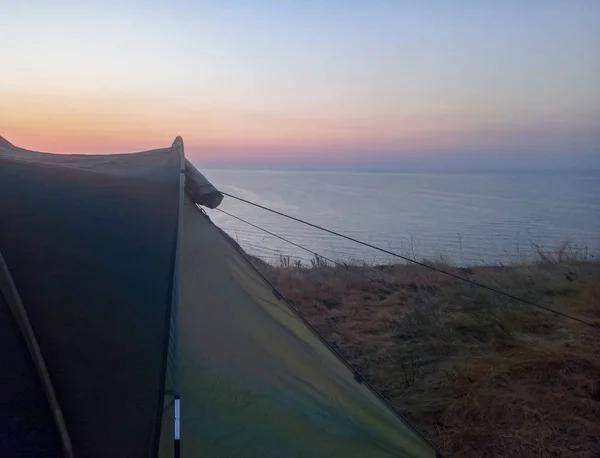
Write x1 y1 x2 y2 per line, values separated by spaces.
0 249 73 457
0 138 182 457
0 136 222 208
0 292 63 457
184 158 223 209
158 394 176 458
0 136 437 458
174 196 435 458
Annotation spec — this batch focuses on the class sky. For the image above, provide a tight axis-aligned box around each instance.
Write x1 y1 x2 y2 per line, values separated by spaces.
1 0 599 168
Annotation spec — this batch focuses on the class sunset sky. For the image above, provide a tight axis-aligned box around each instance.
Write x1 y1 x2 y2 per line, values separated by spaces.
1 1 599 167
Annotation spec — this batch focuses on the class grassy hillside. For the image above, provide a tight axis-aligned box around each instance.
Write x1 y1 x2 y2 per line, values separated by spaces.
254 254 600 457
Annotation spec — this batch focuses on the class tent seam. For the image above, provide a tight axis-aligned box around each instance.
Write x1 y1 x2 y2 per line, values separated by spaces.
151 137 185 458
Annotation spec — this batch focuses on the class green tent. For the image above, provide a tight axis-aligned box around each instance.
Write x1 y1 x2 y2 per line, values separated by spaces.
0 136 439 458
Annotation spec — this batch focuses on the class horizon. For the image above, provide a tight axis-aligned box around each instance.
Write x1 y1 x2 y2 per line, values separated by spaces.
193 149 600 171
200 163 600 173
1 1 599 168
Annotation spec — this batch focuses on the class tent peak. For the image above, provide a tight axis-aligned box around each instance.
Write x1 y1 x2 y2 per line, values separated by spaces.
0 136 15 148
172 136 184 151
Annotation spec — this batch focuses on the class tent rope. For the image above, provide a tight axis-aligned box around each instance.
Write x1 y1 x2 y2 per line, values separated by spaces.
201 206 442 455
221 192 599 329
216 207 411 298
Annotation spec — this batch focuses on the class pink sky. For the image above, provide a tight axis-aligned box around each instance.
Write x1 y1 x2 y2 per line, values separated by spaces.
1 1 599 165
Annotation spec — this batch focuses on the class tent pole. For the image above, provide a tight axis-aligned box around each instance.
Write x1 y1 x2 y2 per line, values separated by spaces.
0 251 74 458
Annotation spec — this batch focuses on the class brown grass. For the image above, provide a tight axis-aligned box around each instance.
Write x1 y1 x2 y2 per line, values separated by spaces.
256 256 600 457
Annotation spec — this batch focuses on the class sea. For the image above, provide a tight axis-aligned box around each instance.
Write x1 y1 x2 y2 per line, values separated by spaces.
201 168 600 267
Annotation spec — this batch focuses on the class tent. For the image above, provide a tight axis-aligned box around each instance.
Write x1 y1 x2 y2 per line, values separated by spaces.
0 136 439 458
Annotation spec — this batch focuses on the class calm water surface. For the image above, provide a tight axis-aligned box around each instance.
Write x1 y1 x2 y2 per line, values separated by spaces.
201 169 600 266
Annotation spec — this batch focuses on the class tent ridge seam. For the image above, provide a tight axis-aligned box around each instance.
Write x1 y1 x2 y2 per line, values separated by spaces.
152 137 185 458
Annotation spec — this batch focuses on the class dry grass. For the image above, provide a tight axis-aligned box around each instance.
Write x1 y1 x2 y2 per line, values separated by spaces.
256 255 600 457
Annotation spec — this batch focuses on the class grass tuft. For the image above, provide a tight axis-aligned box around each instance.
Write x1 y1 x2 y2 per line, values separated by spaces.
257 252 600 457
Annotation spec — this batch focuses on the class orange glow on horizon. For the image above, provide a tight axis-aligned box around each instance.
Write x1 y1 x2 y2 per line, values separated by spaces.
2 92 473 159
3 92 595 161
1 2 597 165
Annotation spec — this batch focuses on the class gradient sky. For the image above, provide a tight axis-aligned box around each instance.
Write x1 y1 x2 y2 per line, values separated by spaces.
1 1 599 167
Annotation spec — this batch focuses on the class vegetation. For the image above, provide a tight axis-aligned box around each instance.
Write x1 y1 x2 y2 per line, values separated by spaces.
254 249 600 457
